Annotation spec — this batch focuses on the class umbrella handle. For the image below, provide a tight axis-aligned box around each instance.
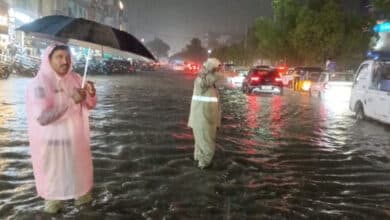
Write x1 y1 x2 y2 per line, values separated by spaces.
81 48 91 88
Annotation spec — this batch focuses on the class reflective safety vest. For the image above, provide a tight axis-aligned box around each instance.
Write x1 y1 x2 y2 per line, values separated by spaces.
192 95 218 102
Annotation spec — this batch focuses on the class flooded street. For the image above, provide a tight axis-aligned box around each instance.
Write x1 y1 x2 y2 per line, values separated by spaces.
2 71 390 219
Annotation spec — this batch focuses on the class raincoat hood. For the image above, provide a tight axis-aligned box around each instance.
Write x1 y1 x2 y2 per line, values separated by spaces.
203 58 221 72
38 44 74 88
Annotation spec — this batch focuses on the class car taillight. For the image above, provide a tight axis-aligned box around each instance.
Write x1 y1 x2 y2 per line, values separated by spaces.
275 77 282 82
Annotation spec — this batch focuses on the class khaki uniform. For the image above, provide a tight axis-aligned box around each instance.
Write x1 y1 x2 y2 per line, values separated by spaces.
188 71 221 168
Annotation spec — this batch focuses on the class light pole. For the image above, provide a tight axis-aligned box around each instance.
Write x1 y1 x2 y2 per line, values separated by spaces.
118 0 124 30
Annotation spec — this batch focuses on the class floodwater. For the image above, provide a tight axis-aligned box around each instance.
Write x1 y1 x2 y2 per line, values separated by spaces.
1 71 390 219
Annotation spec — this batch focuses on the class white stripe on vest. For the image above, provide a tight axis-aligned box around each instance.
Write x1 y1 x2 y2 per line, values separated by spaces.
192 95 218 102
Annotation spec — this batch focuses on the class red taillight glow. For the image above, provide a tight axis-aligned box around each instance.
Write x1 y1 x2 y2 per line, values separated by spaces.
275 77 282 82
251 77 260 81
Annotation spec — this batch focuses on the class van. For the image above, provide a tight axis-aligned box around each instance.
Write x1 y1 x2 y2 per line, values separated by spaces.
349 59 390 124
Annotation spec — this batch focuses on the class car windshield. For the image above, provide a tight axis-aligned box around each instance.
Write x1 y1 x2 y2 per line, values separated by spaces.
307 72 321 81
224 64 235 71
253 69 276 77
329 74 354 82
237 69 249 76
304 67 322 72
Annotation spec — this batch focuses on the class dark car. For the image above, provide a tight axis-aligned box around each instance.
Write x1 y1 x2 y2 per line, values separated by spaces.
242 67 283 95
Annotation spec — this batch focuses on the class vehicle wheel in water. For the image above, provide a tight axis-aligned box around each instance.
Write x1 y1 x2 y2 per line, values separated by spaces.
355 103 365 121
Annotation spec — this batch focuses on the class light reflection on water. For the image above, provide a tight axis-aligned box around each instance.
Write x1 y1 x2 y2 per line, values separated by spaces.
1 74 390 219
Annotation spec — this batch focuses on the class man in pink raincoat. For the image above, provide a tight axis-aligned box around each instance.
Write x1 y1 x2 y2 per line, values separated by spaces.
25 44 97 213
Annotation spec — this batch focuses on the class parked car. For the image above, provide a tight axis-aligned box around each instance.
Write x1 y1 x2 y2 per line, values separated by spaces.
349 55 390 124
310 72 354 100
242 67 283 95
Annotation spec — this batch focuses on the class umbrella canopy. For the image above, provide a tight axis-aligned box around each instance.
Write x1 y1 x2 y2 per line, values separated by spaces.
17 15 156 61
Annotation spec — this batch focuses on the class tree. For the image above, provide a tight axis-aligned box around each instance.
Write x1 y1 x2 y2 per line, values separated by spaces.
338 15 370 69
210 26 262 66
306 0 329 11
373 0 390 18
145 38 170 58
273 0 300 32
317 0 345 61
291 7 323 65
211 0 374 68
170 38 208 63
252 0 301 64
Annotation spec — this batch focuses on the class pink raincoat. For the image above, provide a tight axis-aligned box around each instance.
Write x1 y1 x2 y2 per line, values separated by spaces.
25 45 96 200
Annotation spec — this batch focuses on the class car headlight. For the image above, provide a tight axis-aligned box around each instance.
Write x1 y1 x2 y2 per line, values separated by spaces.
302 81 311 91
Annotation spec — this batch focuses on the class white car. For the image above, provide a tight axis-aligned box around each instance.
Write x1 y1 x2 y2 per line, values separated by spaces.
226 68 249 88
310 72 354 101
349 59 390 124
281 68 295 87
173 64 185 71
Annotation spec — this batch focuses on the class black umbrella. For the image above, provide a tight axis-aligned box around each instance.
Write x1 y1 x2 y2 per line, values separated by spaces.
17 15 155 86
17 15 155 61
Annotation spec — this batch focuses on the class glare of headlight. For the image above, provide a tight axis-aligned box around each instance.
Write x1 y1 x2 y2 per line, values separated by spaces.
302 81 311 91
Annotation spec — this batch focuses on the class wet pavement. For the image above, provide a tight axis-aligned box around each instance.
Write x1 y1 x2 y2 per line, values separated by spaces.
1 71 390 219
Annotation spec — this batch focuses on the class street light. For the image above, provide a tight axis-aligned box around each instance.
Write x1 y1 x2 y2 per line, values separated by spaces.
118 0 124 30
119 1 124 10
207 49 212 57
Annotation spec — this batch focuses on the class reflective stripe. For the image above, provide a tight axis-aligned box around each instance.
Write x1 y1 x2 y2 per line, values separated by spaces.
192 95 218 102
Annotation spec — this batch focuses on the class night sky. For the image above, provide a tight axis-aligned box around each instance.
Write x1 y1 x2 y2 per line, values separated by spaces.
123 0 273 54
